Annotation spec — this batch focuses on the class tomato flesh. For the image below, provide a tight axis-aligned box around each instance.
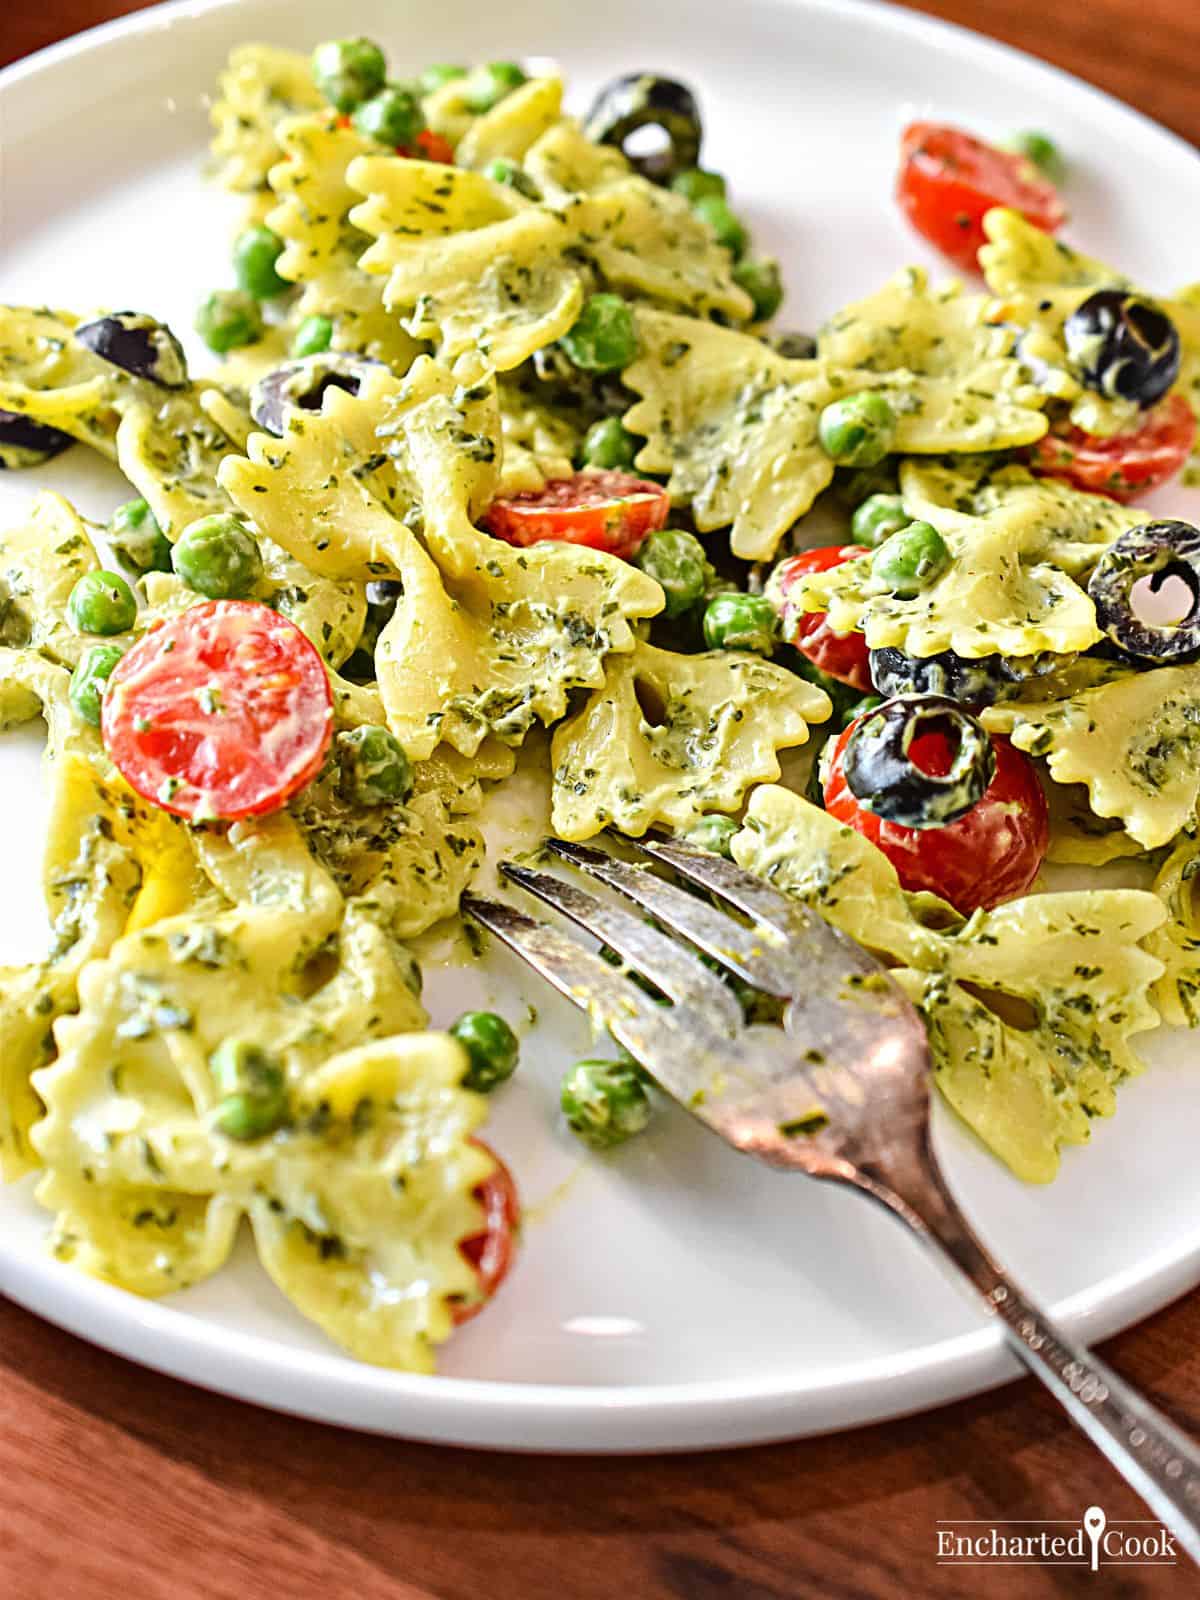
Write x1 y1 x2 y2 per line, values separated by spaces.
481 470 669 559
409 130 455 163
771 545 871 690
452 1139 519 1327
823 723 1048 913
1028 393 1196 502
101 600 333 822
896 122 1066 272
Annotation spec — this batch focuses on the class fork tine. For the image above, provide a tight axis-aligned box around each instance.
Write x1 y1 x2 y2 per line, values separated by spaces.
460 893 737 1103
634 836 806 935
500 863 743 1031
543 839 798 997
634 836 880 978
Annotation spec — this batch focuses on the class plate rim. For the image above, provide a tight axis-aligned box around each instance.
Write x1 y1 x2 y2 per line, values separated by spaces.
2 0 1200 1451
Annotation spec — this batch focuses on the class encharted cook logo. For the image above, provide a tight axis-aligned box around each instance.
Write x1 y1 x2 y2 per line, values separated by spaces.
936 1505 1177 1571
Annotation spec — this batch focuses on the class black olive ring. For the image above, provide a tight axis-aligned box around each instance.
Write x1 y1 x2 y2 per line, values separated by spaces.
842 693 997 830
1062 289 1181 410
869 645 1063 707
1087 519 1200 661
0 409 74 470
75 312 189 389
582 73 703 184
249 353 380 436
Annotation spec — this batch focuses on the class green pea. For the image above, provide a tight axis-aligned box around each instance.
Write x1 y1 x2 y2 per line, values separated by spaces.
451 1010 520 1093
465 61 527 114
560 1057 651 1150
871 520 951 597
483 157 541 200
702 592 777 654
692 195 749 260
635 528 711 618
1006 130 1066 184
69 643 125 727
233 224 288 300
171 514 263 599
580 415 639 471
670 168 727 204
311 37 387 112
108 498 171 575
194 289 263 354
335 724 414 807
418 63 468 95
732 257 783 323
559 293 638 373
817 391 897 468
210 1038 288 1141
354 84 425 148
291 314 334 358
684 814 739 857
851 493 911 548
67 570 137 636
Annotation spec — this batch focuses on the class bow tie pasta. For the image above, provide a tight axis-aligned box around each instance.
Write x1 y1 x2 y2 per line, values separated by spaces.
550 640 830 838
797 459 1143 659
731 785 1164 1182
220 360 662 757
265 113 426 368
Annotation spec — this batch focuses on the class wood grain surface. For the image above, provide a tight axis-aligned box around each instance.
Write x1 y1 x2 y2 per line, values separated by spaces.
2 3 1200 1598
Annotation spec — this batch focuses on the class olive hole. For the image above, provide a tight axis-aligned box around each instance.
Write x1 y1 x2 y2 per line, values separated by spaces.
623 123 672 163
301 373 361 413
634 676 667 727
905 719 959 779
958 982 1039 1032
1129 567 1198 629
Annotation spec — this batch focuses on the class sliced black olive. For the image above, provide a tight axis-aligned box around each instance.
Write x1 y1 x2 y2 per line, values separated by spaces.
868 646 1060 706
1063 289 1181 409
0 409 74 470
249 354 379 436
74 312 188 389
583 74 702 184
766 331 818 361
842 694 996 829
1087 519 1200 661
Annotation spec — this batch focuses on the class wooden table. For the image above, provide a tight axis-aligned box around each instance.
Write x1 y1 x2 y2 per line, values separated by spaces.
2 4 1199 1596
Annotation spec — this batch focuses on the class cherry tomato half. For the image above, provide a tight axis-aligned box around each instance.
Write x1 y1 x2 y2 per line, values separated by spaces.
896 122 1066 272
410 130 455 164
823 720 1048 914
452 1139 520 1327
101 600 333 822
480 470 670 559
1028 393 1196 502
770 545 871 690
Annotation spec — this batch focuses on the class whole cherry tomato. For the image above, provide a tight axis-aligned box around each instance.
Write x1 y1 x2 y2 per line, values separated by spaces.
823 717 1048 913
769 545 871 690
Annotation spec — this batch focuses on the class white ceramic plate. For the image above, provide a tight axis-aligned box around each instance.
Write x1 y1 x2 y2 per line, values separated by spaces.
2 0 1199 1454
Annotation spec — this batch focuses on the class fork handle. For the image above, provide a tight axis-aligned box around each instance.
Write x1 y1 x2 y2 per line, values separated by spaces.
873 1151 1200 1565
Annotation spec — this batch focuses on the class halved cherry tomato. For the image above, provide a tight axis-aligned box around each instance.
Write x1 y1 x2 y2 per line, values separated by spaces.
823 720 1048 913
101 600 333 822
481 470 670 559
770 545 871 690
408 130 455 163
452 1139 519 1327
896 122 1066 272
1028 393 1196 502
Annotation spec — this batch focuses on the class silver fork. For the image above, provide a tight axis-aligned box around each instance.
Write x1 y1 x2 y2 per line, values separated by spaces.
462 834 1200 1557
